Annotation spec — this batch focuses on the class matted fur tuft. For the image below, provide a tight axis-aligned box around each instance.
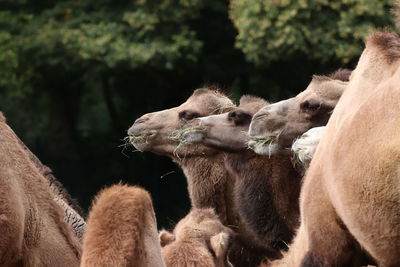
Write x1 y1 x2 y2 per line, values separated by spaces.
239 95 268 106
312 68 352 84
367 30 400 64
328 68 352 82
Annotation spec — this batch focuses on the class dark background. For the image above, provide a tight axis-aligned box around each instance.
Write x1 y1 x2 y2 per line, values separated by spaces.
0 0 394 228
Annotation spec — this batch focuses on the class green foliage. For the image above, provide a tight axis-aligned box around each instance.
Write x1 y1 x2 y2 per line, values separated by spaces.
230 0 395 64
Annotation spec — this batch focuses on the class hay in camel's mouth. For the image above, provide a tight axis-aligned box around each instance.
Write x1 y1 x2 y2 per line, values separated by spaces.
247 136 278 149
247 135 279 157
128 132 156 144
169 125 207 145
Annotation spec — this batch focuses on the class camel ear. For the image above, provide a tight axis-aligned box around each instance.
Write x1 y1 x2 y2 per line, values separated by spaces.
210 232 231 258
159 230 175 247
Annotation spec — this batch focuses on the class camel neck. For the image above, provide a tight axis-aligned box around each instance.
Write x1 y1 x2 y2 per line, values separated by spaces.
178 154 236 226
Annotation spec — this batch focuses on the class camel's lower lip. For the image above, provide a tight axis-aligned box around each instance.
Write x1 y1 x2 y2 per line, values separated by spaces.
128 132 156 144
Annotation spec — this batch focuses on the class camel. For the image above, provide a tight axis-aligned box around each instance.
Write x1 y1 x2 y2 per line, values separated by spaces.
127 88 267 266
81 184 164 267
282 30 400 266
81 184 233 267
16 135 86 241
248 69 351 156
160 208 233 267
0 112 81 266
260 30 400 267
291 126 326 171
178 95 302 257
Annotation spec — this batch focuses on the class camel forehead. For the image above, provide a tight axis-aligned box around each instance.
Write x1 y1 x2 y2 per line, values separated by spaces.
297 79 346 101
182 90 234 113
238 95 268 113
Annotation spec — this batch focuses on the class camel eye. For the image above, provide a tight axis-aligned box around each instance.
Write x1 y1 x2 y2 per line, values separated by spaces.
179 110 200 121
228 110 252 125
300 100 320 112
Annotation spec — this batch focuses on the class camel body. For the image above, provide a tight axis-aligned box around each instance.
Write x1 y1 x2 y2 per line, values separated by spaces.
0 113 81 266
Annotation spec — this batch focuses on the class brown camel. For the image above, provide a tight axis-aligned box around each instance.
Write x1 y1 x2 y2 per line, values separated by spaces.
160 208 234 267
0 112 81 266
179 95 301 256
127 88 268 266
248 69 351 156
81 184 233 267
280 30 400 267
261 30 400 267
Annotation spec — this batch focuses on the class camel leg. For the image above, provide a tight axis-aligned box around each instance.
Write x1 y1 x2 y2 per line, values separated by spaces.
299 177 368 267
0 168 25 266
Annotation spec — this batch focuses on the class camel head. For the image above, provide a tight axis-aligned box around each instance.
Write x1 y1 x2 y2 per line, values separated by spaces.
127 88 235 158
248 69 351 156
177 95 268 152
291 126 326 170
160 208 234 267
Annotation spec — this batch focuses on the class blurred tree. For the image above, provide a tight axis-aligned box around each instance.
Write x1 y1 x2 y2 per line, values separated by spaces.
0 0 396 228
230 0 394 64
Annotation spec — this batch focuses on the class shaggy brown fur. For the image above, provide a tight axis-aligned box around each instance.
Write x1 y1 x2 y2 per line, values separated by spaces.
82 184 233 267
265 30 400 267
127 89 261 266
0 112 81 266
160 208 234 267
81 184 164 267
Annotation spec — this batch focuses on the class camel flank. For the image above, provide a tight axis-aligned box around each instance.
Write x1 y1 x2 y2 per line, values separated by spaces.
179 95 301 260
82 184 233 267
128 88 270 266
248 69 351 156
0 112 81 266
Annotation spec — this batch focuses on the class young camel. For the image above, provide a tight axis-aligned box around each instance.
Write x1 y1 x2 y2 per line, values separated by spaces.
81 184 233 267
178 95 301 256
265 30 400 267
127 88 268 266
248 69 351 156
0 112 81 266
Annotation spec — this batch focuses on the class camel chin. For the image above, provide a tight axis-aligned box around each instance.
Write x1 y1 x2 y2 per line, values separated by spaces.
247 139 280 156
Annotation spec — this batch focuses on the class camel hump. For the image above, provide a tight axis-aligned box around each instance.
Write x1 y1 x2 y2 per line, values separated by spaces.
82 184 162 267
0 112 6 123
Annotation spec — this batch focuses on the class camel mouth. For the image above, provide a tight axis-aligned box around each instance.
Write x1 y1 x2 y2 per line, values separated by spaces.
169 125 208 145
247 136 279 156
128 132 156 145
